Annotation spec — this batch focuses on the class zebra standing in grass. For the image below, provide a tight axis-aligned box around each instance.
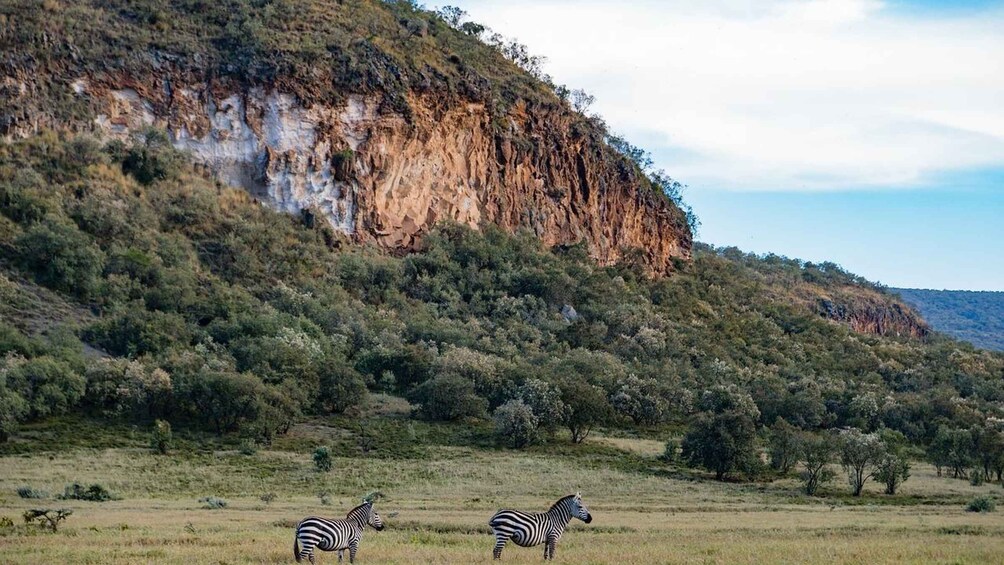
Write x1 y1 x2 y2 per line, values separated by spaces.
294 501 384 564
488 492 593 560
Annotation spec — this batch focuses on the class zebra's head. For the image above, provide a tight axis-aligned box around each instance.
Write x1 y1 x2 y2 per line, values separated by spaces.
572 492 592 524
367 505 385 531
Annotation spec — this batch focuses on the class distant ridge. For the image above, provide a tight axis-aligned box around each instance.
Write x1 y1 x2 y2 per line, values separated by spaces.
892 288 1004 351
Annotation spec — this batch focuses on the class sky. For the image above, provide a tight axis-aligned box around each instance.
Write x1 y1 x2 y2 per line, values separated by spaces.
447 0 1004 290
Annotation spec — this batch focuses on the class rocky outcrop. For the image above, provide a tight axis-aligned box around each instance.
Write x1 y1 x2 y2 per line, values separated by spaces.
815 291 929 338
21 74 690 272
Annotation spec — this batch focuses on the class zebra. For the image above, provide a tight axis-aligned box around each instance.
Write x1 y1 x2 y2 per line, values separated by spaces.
294 501 384 564
488 492 593 560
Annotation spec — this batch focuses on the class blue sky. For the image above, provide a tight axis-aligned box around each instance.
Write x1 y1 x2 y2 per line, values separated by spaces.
449 0 1004 290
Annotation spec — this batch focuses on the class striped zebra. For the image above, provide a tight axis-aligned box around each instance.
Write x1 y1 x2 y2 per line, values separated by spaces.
293 501 384 564
488 492 593 560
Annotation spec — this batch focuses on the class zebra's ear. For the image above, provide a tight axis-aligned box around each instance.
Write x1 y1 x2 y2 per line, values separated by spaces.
575 491 581 500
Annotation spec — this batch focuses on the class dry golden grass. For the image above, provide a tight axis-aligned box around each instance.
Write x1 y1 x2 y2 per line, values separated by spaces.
2 444 1003 563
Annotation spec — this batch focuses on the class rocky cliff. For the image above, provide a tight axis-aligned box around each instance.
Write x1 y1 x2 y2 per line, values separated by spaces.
0 1 691 272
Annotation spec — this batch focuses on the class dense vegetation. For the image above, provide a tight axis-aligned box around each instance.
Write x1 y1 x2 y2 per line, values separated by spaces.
2 133 1003 490
894 288 1004 351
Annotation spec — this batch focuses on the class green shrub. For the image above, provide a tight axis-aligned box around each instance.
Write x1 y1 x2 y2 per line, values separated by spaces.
199 496 228 510
971 473 985 487
17 486 49 499
4 356 85 418
408 373 487 422
967 496 996 513
239 439 258 456
313 446 333 472
493 399 539 448
150 419 172 454
14 219 106 299
59 483 117 502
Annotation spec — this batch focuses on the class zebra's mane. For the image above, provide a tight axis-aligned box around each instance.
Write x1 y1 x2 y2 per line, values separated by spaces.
346 501 373 522
549 494 577 512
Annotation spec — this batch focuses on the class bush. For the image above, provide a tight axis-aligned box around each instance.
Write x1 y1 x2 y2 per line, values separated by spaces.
408 373 487 421
967 496 996 513
971 473 985 486
661 440 680 463
800 432 837 496
59 483 117 502
874 453 911 495
14 220 106 299
0 369 30 442
493 399 539 448
22 508 72 532
515 378 568 434
17 486 49 499
839 428 886 496
4 356 85 418
239 439 258 456
150 419 172 454
313 446 333 472
119 129 183 186
558 379 613 444
260 492 277 505
199 496 228 509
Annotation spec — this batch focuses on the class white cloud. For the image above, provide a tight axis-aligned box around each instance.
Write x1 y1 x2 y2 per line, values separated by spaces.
451 0 1004 190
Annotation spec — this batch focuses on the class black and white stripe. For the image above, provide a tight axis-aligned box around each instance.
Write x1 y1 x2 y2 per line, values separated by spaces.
294 501 384 564
488 492 593 560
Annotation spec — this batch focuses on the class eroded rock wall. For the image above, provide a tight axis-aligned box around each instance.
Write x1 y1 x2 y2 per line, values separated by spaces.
61 76 690 271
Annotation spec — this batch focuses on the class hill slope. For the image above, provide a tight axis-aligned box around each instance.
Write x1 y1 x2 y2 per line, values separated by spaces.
1 134 1000 449
893 288 1004 351
0 0 691 272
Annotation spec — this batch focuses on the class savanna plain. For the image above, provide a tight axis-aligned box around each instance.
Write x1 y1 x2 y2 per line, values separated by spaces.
2 401 1002 565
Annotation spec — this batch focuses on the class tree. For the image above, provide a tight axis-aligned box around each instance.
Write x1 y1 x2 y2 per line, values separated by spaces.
874 453 910 495
839 428 886 496
493 399 539 448
609 375 668 425
799 432 837 495
682 386 762 480
768 418 800 474
408 373 487 422
0 370 29 442
4 356 85 418
928 427 974 479
557 380 612 444
515 379 568 435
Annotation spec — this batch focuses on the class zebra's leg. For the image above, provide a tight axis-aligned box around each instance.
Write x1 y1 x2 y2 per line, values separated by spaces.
337 549 344 563
308 550 316 565
545 534 558 560
492 533 508 560
348 540 359 564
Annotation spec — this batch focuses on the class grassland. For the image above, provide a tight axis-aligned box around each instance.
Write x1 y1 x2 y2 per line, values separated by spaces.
2 415 1003 564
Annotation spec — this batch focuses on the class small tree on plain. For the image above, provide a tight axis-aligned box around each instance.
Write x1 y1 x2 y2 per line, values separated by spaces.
839 428 886 496
768 418 800 474
682 386 761 481
874 452 911 495
558 380 612 444
799 431 836 496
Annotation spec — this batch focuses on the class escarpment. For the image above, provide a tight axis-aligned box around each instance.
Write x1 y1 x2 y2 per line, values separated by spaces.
81 80 690 270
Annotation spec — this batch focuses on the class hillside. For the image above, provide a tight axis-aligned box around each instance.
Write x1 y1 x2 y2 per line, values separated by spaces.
893 288 1004 351
0 0 692 272
1 133 1001 450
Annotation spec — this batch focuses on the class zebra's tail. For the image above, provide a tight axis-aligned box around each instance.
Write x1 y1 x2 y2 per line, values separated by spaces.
294 536 302 563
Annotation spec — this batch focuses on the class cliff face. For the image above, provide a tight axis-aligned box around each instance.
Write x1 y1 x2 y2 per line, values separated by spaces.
814 289 929 339
6 72 690 272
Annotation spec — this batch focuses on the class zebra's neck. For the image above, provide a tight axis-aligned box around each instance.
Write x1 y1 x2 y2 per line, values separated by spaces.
545 496 574 527
345 503 371 528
